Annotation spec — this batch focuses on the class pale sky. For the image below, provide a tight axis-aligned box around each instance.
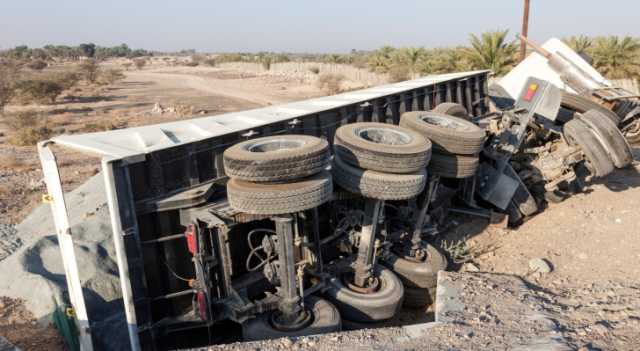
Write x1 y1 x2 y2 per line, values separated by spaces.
1 0 638 53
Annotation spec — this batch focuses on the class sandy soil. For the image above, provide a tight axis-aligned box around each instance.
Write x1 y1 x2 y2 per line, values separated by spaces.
0 297 65 351
0 64 325 225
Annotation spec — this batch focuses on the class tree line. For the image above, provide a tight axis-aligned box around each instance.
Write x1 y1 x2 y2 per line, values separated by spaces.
1 43 150 61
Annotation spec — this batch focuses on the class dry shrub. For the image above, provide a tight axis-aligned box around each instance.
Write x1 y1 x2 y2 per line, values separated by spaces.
80 59 100 83
309 66 320 74
388 65 411 83
122 62 132 70
316 73 345 95
190 54 206 63
79 119 127 133
134 58 147 70
8 126 52 146
13 79 64 104
97 69 125 85
175 104 194 117
26 60 48 71
184 61 199 67
44 71 80 90
204 58 217 67
0 62 19 111
3 110 39 129
4 110 52 146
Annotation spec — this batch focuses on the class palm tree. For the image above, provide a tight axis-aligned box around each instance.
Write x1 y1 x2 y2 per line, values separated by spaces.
466 30 518 76
420 48 472 75
367 46 395 73
564 35 593 56
392 47 426 76
590 36 640 79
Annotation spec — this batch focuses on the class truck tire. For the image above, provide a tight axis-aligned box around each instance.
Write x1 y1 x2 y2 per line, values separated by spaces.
428 153 479 179
324 265 404 323
227 171 332 215
563 119 615 177
242 296 341 341
400 111 485 155
561 92 620 125
432 103 469 119
579 110 633 168
381 245 448 289
403 286 436 308
334 122 431 174
332 156 427 200
223 135 330 182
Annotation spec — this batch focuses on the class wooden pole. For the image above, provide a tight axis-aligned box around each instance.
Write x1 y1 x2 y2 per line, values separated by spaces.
519 0 531 62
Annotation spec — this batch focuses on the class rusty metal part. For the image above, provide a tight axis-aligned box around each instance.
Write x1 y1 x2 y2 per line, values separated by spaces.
344 272 381 294
273 216 305 327
269 308 313 332
409 176 439 257
353 199 382 288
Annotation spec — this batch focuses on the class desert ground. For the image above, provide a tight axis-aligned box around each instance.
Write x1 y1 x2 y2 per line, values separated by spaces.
1 61 639 350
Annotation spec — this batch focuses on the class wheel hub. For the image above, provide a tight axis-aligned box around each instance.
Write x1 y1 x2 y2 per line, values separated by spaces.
269 308 313 332
421 115 469 130
355 127 412 145
246 139 305 153
343 272 381 294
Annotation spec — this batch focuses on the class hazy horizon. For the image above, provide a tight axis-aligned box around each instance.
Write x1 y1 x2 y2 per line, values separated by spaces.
2 0 639 53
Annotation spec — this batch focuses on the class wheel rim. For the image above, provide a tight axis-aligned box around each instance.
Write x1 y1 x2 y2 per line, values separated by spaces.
245 139 306 153
420 114 471 130
355 127 412 146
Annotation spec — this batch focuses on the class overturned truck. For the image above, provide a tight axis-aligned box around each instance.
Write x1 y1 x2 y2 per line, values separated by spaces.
39 45 633 350
40 71 490 350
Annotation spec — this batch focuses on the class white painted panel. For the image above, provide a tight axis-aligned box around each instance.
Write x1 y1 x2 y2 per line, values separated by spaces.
499 38 611 97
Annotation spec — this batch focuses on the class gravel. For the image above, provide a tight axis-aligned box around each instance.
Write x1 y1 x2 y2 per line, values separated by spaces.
0 224 20 262
0 174 127 350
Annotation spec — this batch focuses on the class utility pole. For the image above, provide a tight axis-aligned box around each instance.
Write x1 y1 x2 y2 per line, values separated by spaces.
519 0 531 62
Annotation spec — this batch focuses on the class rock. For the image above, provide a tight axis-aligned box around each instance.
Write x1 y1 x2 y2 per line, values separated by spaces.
462 262 480 272
0 336 20 351
529 258 553 273
151 102 164 114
